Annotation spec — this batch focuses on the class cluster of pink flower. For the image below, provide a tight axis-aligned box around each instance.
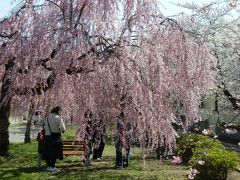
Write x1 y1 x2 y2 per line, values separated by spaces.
171 156 182 165
229 2 238 8
187 160 205 179
225 128 237 134
202 129 211 136
188 168 199 180
197 160 205 165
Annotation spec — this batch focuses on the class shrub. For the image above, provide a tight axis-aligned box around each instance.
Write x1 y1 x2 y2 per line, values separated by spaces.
189 147 239 180
176 133 224 164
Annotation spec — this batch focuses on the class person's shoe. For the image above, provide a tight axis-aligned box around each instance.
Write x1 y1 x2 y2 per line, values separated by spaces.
115 166 122 169
123 162 128 168
51 167 60 173
92 158 97 161
85 160 91 166
86 159 91 164
46 167 52 171
96 158 102 161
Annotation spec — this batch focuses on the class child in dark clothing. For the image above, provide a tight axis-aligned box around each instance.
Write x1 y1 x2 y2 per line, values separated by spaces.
37 126 45 168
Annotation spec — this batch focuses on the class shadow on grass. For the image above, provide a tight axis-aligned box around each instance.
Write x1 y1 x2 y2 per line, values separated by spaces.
0 169 21 180
0 166 44 180
0 149 187 180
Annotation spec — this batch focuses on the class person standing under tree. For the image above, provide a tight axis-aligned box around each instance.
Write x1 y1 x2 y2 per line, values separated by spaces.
83 109 94 166
115 121 124 169
122 122 133 168
37 124 45 168
115 120 133 169
43 106 66 172
92 109 106 161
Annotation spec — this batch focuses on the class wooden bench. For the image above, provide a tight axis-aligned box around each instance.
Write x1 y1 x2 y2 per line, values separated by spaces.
63 140 85 156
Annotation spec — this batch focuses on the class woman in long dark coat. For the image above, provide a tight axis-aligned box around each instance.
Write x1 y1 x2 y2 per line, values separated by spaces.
43 106 66 172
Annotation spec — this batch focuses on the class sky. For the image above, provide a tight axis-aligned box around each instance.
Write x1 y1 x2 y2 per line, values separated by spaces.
0 0 212 18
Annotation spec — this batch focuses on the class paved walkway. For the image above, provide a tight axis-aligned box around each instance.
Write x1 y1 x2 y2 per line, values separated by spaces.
9 125 42 143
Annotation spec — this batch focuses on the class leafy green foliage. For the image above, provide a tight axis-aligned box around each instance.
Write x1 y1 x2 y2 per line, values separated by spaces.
176 133 224 164
190 148 239 180
177 133 239 180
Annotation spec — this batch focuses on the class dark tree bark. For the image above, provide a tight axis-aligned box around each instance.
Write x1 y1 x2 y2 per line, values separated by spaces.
0 59 14 156
213 93 219 112
215 55 240 110
216 83 240 110
213 93 220 123
221 87 239 110
24 102 35 143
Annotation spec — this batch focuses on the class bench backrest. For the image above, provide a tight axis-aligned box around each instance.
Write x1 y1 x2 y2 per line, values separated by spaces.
63 140 85 156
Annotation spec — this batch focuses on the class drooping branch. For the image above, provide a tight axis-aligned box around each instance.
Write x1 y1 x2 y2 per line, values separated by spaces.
0 31 18 39
36 44 62 71
46 0 66 21
65 38 117 75
13 71 56 96
46 0 62 10
74 0 87 29
66 66 94 75
15 43 62 94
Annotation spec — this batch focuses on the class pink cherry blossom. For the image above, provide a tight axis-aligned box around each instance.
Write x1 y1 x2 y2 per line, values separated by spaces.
188 168 199 180
197 160 205 165
171 156 182 165
202 129 211 136
0 0 215 155
225 128 237 134
188 174 195 180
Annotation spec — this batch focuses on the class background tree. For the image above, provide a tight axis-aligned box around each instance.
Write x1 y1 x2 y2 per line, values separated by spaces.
175 0 240 118
0 0 214 156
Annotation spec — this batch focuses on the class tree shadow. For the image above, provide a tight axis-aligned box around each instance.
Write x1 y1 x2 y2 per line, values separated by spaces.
0 153 152 179
0 166 44 180
0 169 21 180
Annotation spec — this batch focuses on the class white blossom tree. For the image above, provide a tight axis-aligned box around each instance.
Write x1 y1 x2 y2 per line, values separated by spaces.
175 0 240 114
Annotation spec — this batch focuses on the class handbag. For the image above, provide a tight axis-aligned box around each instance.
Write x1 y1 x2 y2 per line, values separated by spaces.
47 117 63 147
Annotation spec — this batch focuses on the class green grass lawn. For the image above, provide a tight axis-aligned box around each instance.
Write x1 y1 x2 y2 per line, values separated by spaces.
0 142 189 180
0 126 239 180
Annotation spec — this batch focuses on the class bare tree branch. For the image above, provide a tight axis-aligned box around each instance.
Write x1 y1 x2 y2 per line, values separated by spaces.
74 0 87 29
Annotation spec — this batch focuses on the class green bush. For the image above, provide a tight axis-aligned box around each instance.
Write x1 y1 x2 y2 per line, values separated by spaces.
176 133 224 164
189 147 239 180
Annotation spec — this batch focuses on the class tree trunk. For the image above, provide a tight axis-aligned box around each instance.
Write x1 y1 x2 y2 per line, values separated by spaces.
24 103 35 143
214 93 219 112
214 93 220 123
0 100 11 156
0 60 14 156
